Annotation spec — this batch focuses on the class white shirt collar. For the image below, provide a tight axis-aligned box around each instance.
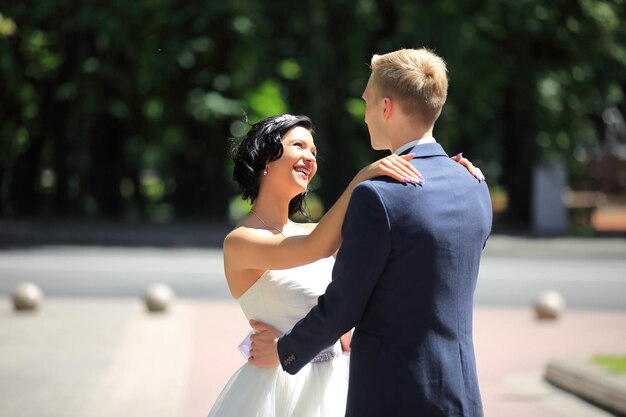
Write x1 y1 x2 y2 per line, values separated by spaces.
393 137 437 155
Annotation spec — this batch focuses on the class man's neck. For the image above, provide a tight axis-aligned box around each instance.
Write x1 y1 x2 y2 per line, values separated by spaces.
393 136 436 155
390 132 434 153
387 120 433 152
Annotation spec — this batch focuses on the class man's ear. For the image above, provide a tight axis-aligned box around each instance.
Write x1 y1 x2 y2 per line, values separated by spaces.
382 97 393 121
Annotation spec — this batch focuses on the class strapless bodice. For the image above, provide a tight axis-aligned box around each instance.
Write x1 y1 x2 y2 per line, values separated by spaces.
237 257 335 334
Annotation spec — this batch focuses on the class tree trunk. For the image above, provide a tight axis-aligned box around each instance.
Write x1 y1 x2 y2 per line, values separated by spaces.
501 82 537 227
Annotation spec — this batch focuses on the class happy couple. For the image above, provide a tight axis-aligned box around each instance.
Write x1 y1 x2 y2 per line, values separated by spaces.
208 48 492 417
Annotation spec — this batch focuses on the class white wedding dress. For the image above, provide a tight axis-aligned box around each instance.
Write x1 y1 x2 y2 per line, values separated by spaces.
207 257 350 417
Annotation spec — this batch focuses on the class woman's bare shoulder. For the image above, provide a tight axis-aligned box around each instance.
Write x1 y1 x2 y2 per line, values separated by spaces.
223 225 272 298
224 223 271 246
224 224 248 240
223 226 246 248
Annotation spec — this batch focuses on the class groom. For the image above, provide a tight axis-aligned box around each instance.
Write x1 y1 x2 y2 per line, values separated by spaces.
250 48 492 417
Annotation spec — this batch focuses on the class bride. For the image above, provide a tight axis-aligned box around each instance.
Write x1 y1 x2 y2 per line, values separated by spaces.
207 114 481 417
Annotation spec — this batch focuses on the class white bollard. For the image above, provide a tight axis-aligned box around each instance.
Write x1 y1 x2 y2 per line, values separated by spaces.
12 282 44 311
534 290 566 320
144 283 175 313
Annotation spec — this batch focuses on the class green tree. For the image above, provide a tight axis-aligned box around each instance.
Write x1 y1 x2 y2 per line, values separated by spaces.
1 0 624 228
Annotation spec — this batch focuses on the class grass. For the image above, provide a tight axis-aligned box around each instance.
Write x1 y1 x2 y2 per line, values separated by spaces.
591 355 626 375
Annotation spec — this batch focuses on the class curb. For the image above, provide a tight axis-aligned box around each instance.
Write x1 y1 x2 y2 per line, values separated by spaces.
545 358 626 416
0 220 231 248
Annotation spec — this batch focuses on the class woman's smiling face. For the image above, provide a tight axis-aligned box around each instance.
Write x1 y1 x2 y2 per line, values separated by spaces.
268 126 317 194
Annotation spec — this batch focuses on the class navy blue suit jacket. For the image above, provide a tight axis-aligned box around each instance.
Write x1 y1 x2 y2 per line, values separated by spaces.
278 143 492 417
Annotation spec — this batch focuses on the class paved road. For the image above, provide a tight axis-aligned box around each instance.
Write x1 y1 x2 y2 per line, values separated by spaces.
0 247 229 299
1 235 625 417
476 257 626 309
1 236 625 308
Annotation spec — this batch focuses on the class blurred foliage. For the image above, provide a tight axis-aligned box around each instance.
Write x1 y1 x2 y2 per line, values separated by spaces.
0 0 624 226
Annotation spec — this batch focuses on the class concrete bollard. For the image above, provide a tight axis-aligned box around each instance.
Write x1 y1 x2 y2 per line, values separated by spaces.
534 290 566 320
12 282 44 311
144 283 175 313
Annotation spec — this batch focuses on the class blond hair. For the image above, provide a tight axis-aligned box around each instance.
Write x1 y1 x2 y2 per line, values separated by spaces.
370 48 448 126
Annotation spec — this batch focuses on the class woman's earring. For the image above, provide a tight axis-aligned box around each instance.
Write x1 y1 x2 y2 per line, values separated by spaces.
263 166 268 176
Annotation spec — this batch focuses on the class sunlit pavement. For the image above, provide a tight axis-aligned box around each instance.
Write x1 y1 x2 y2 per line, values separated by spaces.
0 299 246 417
474 307 626 417
1 298 625 417
1 233 625 417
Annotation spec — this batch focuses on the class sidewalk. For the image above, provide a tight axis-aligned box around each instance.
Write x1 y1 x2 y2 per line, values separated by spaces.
1 298 625 417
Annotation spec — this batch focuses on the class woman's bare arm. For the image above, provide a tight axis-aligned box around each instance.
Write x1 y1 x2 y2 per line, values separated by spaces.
224 153 421 273
224 152 484 297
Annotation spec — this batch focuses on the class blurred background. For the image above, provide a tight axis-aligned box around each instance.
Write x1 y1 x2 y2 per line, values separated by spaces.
1 2 626 417
1 0 625 233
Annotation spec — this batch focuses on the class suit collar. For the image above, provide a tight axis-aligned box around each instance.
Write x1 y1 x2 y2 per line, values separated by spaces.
398 142 449 159
394 137 437 155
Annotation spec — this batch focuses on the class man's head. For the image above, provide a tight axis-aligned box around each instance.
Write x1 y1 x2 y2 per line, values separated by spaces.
363 48 448 150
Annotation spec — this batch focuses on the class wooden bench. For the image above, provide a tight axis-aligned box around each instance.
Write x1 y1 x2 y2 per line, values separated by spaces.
564 190 626 226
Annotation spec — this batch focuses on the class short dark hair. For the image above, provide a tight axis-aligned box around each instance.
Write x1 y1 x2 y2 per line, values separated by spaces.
231 114 314 216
